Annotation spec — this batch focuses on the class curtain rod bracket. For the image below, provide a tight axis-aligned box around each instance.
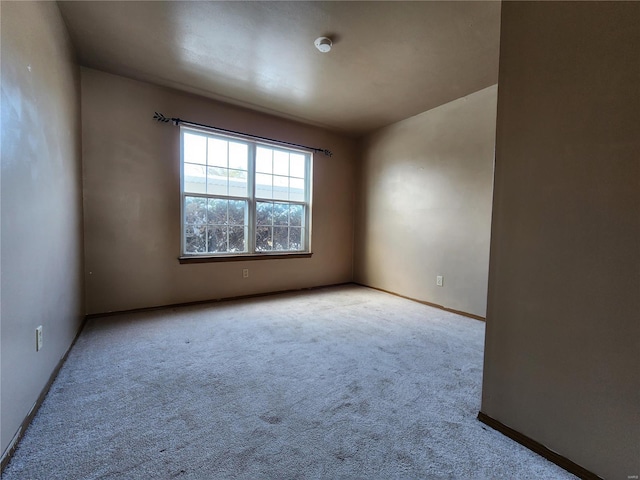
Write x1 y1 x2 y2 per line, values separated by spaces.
153 112 332 157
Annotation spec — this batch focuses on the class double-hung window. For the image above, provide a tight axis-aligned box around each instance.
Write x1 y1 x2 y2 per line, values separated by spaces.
181 126 312 258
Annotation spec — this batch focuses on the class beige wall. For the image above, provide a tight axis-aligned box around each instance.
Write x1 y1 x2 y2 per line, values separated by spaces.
482 2 640 479
0 2 84 457
354 86 497 318
81 68 357 315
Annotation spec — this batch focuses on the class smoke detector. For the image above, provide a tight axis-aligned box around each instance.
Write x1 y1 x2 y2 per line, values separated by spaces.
314 37 332 53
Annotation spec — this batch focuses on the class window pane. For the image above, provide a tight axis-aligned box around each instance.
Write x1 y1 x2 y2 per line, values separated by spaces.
228 200 246 225
182 128 310 256
273 175 289 201
208 198 228 225
184 164 206 194
289 204 303 227
290 227 302 250
228 170 248 197
207 167 228 196
229 226 246 252
273 150 289 176
256 226 272 251
256 147 272 173
273 227 289 250
290 154 305 178
290 178 305 202
184 133 207 165
185 225 206 253
229 142 248 170
256 173 273 199
208 138 228 168
185 196 208 224
256 201 273 226
273 202 289 226
207 226 228 253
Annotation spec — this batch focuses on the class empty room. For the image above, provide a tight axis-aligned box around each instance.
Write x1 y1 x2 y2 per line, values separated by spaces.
1 1 638 479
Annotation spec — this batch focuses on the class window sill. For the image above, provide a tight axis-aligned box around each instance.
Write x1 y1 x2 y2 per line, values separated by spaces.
179 252 313 264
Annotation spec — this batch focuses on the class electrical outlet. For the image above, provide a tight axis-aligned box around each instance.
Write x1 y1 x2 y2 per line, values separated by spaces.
243 268 249 278
36 326 43 351
436 275 444 287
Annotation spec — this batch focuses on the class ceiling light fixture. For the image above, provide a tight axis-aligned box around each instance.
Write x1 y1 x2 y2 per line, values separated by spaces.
314 37 332 53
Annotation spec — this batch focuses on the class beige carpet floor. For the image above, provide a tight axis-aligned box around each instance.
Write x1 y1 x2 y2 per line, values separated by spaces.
3 285 576 479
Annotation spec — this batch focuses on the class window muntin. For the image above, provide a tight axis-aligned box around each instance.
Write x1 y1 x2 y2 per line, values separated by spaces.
181 127 311 257
255 201 305 252
184 197 248 254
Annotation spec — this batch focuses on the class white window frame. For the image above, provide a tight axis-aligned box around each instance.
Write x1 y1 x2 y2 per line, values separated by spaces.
180 126 313 258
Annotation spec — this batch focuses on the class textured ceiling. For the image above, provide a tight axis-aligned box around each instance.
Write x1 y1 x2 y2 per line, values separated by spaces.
57 1 501 136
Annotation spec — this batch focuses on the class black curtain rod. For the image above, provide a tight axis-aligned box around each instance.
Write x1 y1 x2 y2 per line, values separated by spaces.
153 112 333 157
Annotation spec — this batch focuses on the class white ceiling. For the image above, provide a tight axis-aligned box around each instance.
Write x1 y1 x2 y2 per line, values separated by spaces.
57 1 501 136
